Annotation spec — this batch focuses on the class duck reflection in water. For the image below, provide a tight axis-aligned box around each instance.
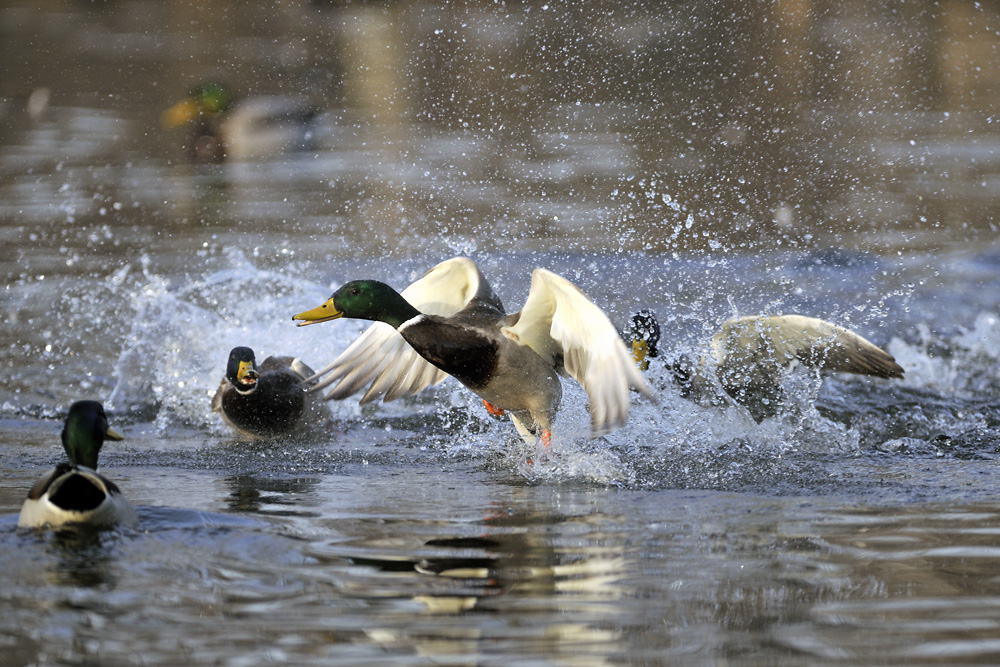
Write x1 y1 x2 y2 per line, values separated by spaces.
43 528 119 589
225 475 321 516
324 501 628 657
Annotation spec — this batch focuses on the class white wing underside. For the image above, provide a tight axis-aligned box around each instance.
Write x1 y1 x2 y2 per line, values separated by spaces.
503 269 655 436
710 314 903 379
307 258 483 403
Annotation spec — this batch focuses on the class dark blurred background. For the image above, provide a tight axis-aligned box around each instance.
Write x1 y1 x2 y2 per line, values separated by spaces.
1 0 998 271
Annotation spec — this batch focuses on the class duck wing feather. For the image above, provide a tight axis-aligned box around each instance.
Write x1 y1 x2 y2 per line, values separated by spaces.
308 257 502 403
712 315 904 381
501 269 655 436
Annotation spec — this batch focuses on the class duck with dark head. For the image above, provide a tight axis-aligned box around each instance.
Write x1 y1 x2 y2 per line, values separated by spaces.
212 346 327 439
19 400 137 529
162 82 321 162
623 310 904 421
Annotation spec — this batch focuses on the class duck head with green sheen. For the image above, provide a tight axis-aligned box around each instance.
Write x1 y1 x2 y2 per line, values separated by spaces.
161 82 234 129
62 400 123 470
189 82 234 115
294 281 420 329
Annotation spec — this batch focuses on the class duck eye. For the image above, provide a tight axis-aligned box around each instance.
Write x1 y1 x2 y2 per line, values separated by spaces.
350 287 360 296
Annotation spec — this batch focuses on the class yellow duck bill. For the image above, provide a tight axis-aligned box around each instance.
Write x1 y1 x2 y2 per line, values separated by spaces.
292 298 343 326
236 360 259 385
631 339 650 369
161 98 199 129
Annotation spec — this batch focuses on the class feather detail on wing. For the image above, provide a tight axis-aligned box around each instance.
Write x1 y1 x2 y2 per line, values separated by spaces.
502 268 655 436
712 315 904 380
306 257 489 402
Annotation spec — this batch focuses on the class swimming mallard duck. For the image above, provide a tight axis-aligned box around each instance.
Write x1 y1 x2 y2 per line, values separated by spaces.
18 400 138 529
625 310 904 421
162 82 320 162
293 257 655 445
211 346 326 439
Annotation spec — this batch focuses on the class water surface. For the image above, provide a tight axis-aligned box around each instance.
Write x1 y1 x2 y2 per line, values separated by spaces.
2 1 1000 664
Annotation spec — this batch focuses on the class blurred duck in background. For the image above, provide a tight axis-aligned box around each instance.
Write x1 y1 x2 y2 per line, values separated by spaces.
625 310 904 421
18 401 138 529
0 86 51 123
162 82 321 162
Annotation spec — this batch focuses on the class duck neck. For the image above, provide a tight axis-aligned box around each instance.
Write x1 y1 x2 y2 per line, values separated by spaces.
376 290 422 329
63 425 100 470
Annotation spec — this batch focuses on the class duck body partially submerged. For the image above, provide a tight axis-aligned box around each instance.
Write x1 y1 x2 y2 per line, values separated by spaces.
19 463 137 529
18 400 137 530
212 346 325 439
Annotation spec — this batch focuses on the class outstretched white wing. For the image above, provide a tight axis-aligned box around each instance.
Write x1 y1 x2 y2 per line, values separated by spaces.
307 257 486 403
711 314 904 381
502 268 655 436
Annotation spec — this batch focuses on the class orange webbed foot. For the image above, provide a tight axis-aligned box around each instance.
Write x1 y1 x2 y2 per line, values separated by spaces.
482 399 505 417
525 430 552 466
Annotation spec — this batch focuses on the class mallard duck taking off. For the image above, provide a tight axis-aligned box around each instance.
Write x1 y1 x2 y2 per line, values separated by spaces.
212 346 325 439
625 310 904 421
162 82 320 162
18 401 137 529
292 257 655 445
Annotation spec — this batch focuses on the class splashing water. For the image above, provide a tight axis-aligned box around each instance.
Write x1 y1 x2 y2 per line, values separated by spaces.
5 244 981 488
107 249 342 430
89 248 953 488
889 312 1000 397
